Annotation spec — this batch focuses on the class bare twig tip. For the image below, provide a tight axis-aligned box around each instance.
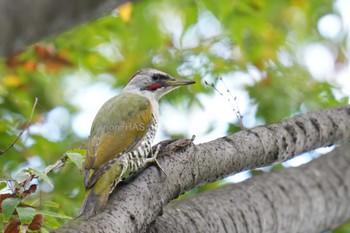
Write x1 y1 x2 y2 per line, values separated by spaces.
0 98 39 157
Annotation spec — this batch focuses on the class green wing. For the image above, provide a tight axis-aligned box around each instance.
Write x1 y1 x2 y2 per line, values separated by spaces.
84 92 153 187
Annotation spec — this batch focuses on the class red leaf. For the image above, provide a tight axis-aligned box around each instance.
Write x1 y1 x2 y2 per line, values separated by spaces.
20 184 37 199
28 214 43 230
0 193 15 212
4 218 20 233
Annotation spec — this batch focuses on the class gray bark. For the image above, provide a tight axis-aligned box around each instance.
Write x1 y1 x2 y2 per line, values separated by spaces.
151 143 350 233
55 105 350 232
0 0 129 57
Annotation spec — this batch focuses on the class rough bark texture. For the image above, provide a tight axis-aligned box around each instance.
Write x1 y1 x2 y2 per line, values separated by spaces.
56 105 350 232
0 0 129 57
151 143 350 233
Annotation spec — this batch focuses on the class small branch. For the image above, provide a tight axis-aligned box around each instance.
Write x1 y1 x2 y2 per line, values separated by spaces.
218 77 244 129
205 79 244 129
0 97 38 157
44 154 68 175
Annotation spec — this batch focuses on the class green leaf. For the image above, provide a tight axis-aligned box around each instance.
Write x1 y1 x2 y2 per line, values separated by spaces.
0 181 7 190
41 201 60 208
40 227 50 233
66 149 85 171
27 168 54 188
2 197 21 222
14 171 31 184
68 148 86 156
42 215 61 229
36 209 72 219
16 207 35 225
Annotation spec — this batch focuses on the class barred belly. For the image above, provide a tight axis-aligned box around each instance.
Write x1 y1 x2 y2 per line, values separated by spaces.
126 116 158 172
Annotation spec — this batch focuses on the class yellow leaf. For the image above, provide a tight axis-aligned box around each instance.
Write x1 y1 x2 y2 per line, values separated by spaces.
4 75 21 87
118 2 133 23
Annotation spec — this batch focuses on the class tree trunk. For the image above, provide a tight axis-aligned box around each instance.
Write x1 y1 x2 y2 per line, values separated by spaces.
0 0 128 56
55 105 350 232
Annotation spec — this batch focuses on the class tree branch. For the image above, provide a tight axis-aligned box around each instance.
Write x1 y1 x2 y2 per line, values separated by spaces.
56 105 350 232
0 97 38 156
151 142 350 233
0 0 130 57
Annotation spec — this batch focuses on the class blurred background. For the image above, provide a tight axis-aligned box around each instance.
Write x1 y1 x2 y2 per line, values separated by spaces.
0 0 349 231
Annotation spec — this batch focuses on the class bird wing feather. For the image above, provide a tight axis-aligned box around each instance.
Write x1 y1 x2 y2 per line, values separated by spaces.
84 92 153 188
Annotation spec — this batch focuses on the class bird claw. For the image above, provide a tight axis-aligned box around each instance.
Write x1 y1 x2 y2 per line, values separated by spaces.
146 144 167 177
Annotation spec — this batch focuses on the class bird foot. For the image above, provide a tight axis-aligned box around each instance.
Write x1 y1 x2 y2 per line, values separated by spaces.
146 144 167 177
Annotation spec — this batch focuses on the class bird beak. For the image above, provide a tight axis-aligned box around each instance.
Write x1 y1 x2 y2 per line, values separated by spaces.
166 78 195 87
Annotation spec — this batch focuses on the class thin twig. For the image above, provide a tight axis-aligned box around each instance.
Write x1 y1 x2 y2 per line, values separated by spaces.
219 77 244 129
0 97 38 156
205 79 244 130
44 154 68 175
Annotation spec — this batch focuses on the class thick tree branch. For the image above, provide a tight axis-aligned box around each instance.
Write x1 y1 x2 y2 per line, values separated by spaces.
56 105 350 232
151 142 350 233
0 0 130 57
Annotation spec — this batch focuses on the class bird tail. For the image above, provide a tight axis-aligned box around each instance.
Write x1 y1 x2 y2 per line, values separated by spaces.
76 164 124 219
77 186 110 219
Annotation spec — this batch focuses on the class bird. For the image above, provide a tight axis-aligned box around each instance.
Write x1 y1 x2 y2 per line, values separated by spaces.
78 68 195 218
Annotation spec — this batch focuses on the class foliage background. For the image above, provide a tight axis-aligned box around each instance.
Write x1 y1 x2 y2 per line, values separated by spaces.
0 0 349 231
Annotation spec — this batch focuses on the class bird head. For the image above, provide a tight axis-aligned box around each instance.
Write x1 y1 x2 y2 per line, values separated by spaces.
122 68 195 100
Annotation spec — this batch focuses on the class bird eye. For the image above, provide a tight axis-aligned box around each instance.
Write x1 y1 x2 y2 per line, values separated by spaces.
152 74 170 82
152 74 163 81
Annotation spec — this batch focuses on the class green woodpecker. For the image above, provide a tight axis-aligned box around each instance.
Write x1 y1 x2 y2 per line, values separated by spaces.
78 68 195 218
